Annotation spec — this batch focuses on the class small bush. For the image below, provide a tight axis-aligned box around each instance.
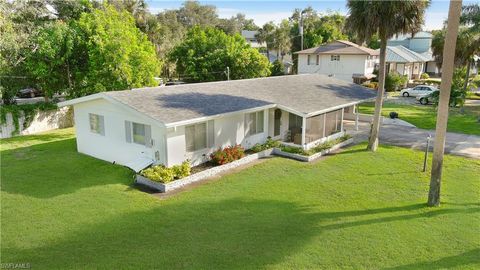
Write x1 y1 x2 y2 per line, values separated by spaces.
141 161 191 183
251 138 281 152
171 161 191 179
339 134 352 142
362 81 378 89
210 145 245 165
279 133 352 156
385 72 408 91
420 73 430 80
389 112 399 119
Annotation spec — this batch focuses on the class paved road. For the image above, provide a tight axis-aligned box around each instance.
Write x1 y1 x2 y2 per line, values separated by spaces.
345 121 480 159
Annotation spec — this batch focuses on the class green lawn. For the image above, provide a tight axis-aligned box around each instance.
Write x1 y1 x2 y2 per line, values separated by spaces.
1 129 479 269
359 102 480 136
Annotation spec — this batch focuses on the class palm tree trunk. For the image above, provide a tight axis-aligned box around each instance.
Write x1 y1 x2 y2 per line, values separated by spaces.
463 58 471 91
428 0 463 207
367 36 387 151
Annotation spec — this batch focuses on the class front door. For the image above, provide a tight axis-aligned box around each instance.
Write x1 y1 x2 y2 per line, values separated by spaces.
274 109 281 136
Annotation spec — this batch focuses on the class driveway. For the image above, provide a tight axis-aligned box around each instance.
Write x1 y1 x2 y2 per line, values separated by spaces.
344 121 480 159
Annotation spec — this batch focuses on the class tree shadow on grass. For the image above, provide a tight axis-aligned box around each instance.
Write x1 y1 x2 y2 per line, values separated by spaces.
383 248 480 270
4 199 321 269
1 138 133 198
4 200 478 269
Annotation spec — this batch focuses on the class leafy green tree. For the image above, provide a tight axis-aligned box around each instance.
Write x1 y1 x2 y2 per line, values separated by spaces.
177 1 218 28
218 13 258 35
170 27 270 82
270 60 285 76
346 0 430 152
76 4 161 96
25 20 80 101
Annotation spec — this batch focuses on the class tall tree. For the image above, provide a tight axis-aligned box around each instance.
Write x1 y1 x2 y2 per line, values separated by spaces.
218 13 258 35
76 4 161 96
428 0 463 207
177 1 218 28
346 0 430 151
272 20 292 60
255 22 275 59
170 27 270 82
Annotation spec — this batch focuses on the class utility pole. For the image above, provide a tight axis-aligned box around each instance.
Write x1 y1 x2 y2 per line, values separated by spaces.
299 10 304 50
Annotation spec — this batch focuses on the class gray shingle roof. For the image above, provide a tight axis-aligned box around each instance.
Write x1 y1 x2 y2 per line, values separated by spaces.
102 74 375 125
384 46 430 63
295 40 379 56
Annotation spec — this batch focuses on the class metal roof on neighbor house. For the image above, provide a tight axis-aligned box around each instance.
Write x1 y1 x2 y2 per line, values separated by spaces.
389 31 433 41
384 45 431 63
295 40 379 56
61 74 376 126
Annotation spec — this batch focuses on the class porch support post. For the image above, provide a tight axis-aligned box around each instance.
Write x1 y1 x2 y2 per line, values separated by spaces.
355 105 359 131
301 116 306 149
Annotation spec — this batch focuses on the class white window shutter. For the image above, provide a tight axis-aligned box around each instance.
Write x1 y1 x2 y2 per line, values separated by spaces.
99 115 105 136
125 121 132 143
207 120 214 147
145 125 152 148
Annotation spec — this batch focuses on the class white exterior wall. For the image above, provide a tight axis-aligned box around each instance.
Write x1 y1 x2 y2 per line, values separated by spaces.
166 109 269 166
73 99 166 166
297 54 371 82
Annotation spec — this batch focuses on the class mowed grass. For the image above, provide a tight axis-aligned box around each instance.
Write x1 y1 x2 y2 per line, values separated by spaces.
358 102 480 136
1 128 479 269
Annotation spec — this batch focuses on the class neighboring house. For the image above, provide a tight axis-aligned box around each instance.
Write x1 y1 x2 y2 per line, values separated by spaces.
241 30 265 48
384 45 430 80
295 40 379 84
241 30 292 74
387 31 440 75
59 74 375 171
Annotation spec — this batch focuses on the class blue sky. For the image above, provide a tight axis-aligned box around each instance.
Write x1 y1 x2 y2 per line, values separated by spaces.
146 0 479 30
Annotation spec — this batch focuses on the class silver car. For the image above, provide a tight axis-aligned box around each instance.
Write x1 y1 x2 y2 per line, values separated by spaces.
400 85 438 97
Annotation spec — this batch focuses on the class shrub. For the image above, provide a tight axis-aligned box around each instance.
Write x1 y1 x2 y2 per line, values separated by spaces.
362 81 378 90
385 72 408 92
171 161 191 179
389 112 399 119
251 138 281 152
420 73 430 80
339 134 352 142
210 145 245 165
141 161 191 183
279 133 352 156
270 60 285 76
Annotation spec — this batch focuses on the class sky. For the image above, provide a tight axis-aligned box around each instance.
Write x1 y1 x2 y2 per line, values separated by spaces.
146 0 479 31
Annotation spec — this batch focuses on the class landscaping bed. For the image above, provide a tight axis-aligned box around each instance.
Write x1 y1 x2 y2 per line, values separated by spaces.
136 135 353 192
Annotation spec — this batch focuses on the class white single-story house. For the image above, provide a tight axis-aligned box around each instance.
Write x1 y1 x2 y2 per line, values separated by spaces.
59 74 375 171
295 40 379 84
384 45 430 80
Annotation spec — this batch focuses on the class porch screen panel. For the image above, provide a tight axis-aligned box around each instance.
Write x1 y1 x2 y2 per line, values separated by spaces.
306 114 325 142
325 109 341 136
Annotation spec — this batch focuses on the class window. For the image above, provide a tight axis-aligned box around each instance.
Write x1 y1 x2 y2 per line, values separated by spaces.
316 55 319 65
307 55 311 65
125 121 152 147
185 121 214 152
132 122 146 145
245 111 264 137
325 109 341 136
330 55 340 61
89 113 104 135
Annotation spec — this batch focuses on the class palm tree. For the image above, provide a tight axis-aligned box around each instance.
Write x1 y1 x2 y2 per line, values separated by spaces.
346 0 430 151
432 4 479 92
428 0 463 207
272 20 292 61
255 22 275 60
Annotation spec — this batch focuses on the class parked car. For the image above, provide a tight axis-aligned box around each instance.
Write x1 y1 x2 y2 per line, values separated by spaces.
416 90 439 105
17 88 43 98
400 85 438 97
